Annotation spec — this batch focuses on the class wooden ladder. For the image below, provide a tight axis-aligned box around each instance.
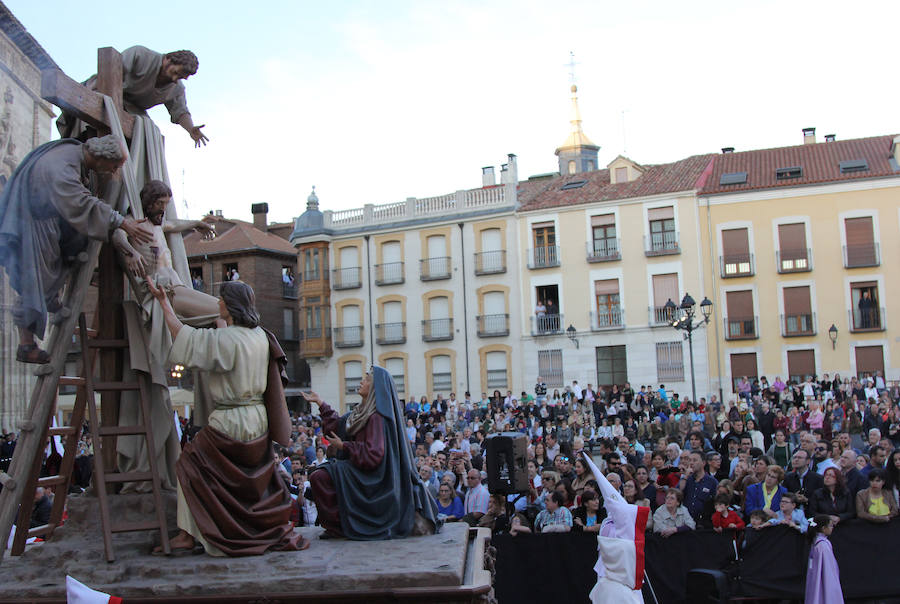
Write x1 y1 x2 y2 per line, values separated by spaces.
0 244 171 564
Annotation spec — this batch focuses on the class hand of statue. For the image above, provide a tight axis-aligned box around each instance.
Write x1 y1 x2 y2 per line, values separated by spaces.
124 250 147 278
328 432 343 450
190 125 209 147
194 219 216 240
121 217 154 245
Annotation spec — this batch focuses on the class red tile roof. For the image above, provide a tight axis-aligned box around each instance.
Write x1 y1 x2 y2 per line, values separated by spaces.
184 219 296 257
517 154 715 212
700 135 899 196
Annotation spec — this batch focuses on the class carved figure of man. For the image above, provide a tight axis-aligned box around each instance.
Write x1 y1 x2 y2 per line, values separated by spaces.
0 135 153 363
111 179 219 323
59 46 209 147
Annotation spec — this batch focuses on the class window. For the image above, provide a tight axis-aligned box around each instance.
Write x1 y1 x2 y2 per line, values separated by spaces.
424 296 452 341
787 350 815 383
725 290 756 339
615 166 628 183
839 159 868 174
304 297 324 338
595 345 627 387
431 355 452 392
561 180 587 190
651 273 678 325
776 166 802 180
719 172 748 185
385 357 405 394
844 217 878 267
855 346 884 381
486 351 508 389
344 361 363 394
567 160 576 175
223 263 238 283
282 265 297 298
647 207 677 254
730 353 757 392
421 235 450 280
335 305 362 347
531 223 558 268
721 227 752 276
335 246 362 289
304 249 320 281
538 349 564 387
534 284 560 334
377 241 404 284
850 282 882 331
283 308 294 340
782 286 814 335
656 342 684 382
379 300 405 344
476 228 505 274
594 279 622 328
479 291 508 336
777 223 809 272
589 214 618 260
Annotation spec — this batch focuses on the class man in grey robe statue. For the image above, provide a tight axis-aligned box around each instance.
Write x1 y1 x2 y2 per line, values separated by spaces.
0 134 153 363
59 47 209 148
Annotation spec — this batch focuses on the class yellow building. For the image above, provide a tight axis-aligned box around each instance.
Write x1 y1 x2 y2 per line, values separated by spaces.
698 130 900 398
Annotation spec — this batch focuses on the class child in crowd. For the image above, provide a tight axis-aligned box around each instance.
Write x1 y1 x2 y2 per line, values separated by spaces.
711 493 745 532
805 514 843 604
768 492 808 533
742 510 769 549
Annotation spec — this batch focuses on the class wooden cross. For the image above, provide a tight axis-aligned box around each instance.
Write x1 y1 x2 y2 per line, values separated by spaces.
41 47 134 139
40 47 132 471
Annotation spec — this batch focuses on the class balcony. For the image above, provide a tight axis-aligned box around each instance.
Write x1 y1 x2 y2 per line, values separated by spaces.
486 369 508 389
591 307 625 330
422 318 454 342
649 305 676 327
586 239 621 263
477 314 509 337
299 327 331 357
333 326 364 348
776 249 812 273
374 262 404 285
724 316 758 340
376 322 406 345
282 282 298 299
420 257 451 281
474 250 506 275
303 270 322 282
392 374 405 394
850 307 885 333
332 267 362 290
720 254 755 278
344 375 362 394
782 313 816 337
531 314 563 336
843 243 880 268
527 246 560 269
432 372 452 392
644 232 680 257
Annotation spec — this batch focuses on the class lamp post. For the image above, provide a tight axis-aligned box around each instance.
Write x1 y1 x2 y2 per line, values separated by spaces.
665 293 712 405
566 324 579 349
828 324 838 350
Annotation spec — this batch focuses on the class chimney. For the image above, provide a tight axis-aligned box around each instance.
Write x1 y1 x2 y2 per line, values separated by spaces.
215 209 223 217
251 202 269 232
482 166 495 187
507 154 518 184
825 134 836 142
893 136 900 166
721 147 734 154
500 163 509 184
802 127 816 145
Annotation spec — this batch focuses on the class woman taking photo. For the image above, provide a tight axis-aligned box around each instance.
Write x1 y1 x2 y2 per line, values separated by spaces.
808 467 854 525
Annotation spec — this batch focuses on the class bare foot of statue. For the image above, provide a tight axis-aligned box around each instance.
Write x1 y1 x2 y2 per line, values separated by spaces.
152 530 200 556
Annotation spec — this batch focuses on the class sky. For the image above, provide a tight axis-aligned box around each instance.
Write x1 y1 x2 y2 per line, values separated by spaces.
7 0 900 224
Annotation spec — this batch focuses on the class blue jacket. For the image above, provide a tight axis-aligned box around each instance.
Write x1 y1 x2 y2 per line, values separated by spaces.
745 482 786 516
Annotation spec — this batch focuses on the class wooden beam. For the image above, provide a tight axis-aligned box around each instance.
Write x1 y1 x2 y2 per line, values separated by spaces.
40 63 134 138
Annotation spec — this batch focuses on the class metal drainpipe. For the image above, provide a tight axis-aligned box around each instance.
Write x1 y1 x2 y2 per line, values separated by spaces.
458 223 471 394
705 196 724 404
365 235 374 366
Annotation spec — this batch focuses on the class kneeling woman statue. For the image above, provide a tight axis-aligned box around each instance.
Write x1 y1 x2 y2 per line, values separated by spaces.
306 367 440 540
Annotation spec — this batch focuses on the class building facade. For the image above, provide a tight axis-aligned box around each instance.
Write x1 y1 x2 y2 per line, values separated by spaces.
0 6 57 431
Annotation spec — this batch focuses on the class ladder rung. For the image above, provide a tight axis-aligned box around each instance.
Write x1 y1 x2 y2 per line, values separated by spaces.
74 326 98 338
104 471 153 484
58 376 85 387
87 338 129 349
94 381 140 392
27 522 57 537
36 474 69 488
0 471 16 489
48 426 77 437
111 519 163 533
97 425 149 437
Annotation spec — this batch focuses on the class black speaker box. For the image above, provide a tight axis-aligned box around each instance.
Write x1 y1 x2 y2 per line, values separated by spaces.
484 432 529 495
685 568 728 603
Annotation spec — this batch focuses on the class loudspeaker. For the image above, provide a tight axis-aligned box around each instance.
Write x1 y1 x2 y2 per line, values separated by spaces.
484 432 529 495
685 569 729 604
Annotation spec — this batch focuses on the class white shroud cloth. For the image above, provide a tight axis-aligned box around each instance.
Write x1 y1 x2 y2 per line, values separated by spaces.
582 451 649 604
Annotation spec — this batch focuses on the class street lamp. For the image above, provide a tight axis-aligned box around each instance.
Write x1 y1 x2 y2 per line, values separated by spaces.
171 363 185 388
668 293 712 405
828 324 838 350
566 324 579 349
